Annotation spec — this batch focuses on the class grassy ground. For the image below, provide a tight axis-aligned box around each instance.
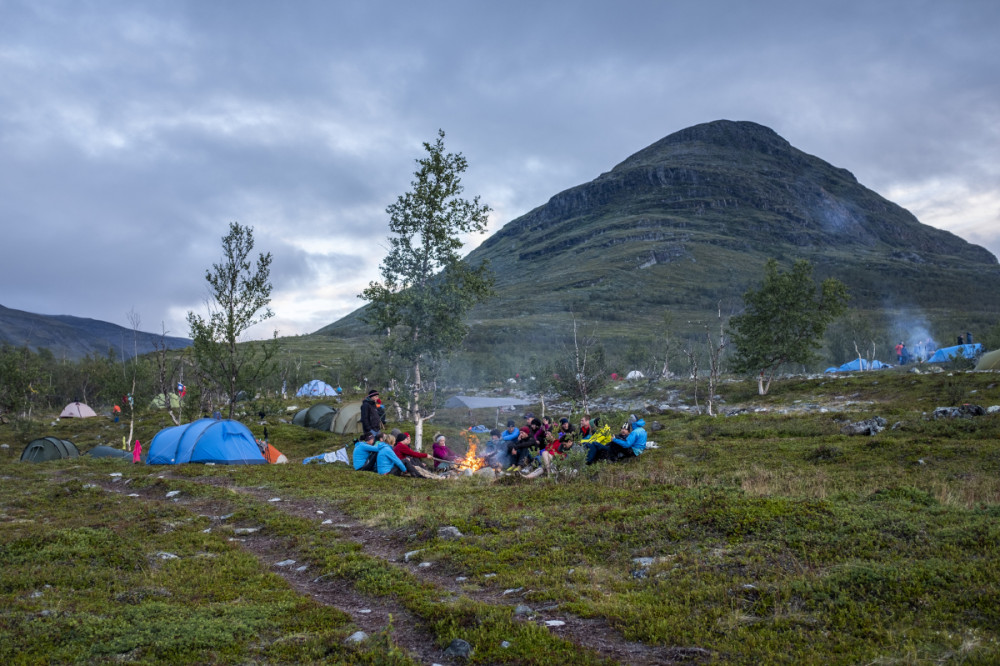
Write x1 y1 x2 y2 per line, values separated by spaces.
2 370 1000 663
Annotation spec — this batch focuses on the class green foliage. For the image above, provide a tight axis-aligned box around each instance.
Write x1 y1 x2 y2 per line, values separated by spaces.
360 130 494 443
729 259 849 394
187 222 279 418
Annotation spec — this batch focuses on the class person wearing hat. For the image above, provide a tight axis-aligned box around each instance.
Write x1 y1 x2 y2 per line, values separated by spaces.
392 432 432 473
500 419 520 444
431 433 459 471
556 417 574 442
361 390 385 435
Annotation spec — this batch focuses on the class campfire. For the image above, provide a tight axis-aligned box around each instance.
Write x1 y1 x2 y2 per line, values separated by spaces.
454 440 485 472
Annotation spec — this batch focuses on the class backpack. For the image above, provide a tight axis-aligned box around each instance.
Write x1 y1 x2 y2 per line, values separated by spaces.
359 451 378 472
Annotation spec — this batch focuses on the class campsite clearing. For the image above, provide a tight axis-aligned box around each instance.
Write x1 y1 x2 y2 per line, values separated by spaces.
2 370 1000 664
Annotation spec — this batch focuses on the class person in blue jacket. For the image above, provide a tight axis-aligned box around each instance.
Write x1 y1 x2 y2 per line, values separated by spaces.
352 433 381 470
500 420 520 443
586 418 647 464
376 440 408 475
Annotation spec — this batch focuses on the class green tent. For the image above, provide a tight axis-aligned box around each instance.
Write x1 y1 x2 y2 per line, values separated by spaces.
20 437 80 462
292 404 338 431
292 401 363 435
151 393 182 409
331 401 363 435
975 349 1000 371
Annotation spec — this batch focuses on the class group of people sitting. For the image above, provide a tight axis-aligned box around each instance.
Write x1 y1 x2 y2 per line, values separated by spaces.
350 429 461 478
484 412 648 476
348 409 648 478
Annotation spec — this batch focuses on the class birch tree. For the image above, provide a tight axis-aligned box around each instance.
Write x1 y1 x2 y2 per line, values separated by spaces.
360 130 493 450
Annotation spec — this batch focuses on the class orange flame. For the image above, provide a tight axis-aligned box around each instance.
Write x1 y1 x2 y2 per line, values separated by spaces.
456 440 485 472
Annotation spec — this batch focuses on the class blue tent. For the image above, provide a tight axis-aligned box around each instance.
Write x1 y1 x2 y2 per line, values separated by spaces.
296 380 340 397
927 343 982 363
825 358 892 373
147 419 266 465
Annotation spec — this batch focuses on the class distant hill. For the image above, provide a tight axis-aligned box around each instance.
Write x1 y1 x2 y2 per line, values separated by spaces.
317 120 1000 365
0 304 191 360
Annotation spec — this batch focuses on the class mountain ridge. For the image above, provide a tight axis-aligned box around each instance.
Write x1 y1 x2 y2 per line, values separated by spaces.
0 304 191 360
317 120 1000 371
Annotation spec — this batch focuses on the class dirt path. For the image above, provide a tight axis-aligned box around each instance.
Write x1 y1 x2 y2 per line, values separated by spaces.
103 474 712 665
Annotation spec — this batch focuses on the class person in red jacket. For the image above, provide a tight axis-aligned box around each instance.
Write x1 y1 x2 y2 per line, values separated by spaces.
392 432 435 478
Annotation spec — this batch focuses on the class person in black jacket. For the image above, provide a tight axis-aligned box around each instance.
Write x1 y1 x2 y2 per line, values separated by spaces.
360 390 385 435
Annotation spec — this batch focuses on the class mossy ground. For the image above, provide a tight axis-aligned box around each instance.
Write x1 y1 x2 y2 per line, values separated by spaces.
2 370 1000 663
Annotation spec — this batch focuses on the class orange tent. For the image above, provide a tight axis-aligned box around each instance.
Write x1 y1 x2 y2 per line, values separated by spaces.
262 444 288 464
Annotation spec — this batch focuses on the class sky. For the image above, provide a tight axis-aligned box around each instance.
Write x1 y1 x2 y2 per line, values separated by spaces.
2 0 998 341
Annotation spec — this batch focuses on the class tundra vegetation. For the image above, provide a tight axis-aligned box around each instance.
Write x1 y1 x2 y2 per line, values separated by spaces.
2 369 999 664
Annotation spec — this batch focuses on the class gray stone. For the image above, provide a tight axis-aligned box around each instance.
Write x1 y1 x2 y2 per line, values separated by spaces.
346 631 368 643
841 416 887 436
404 549 423 562
513 604 533 615
438 526 464 540
443 638 473 660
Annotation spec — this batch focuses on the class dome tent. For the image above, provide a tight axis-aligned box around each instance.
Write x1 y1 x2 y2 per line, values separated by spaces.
150 393 181 409
147 419 266 465
21 437 80 462
292 401 364 435
59 401 97 418
975 349 1000 371
293 403 338 431
296 380 340 397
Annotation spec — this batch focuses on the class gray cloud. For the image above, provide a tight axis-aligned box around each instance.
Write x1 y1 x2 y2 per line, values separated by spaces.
1 0 997 336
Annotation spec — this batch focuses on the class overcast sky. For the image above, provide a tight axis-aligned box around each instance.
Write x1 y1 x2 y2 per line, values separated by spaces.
2 0 997 340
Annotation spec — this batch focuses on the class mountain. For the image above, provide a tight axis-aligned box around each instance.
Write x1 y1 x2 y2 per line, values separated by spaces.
0 304 191 360
317 120 1000 360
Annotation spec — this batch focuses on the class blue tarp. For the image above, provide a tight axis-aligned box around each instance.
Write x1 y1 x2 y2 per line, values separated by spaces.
296 380 340 397
147 419 266 465
825 358 893 373
927 343 982 363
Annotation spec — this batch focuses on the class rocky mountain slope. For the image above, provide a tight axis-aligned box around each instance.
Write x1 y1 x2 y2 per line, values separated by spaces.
319 120 1000 359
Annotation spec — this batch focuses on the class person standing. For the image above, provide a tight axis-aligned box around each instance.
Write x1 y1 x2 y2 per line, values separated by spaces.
361 390 384 435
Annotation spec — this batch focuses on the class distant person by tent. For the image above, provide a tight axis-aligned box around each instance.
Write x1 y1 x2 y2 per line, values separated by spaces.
967 331 973 344
958 333 965 345
895 342 904 364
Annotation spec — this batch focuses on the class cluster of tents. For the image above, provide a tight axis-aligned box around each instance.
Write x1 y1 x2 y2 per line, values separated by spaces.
826 343 994 373
19 418 285 465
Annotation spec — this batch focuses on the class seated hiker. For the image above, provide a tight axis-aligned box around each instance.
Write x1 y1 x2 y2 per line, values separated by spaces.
432 433 459 470
510 419 544 468
500 419 520 443
556 417 575 442
375 440 408 476
393 432 434 477
352 432 381 472
539 428 574 476
586 418 647 465
483 429 511 469
578 415 592 440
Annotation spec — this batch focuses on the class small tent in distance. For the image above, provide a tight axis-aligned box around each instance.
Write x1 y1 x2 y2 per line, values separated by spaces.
150 393 182 409
147 419 266 465
927 343 982 363
824 358 893 373
21 437 80 462
87 445 131 460
60 402 96 418
976 349 1000 371
296 380 340 397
